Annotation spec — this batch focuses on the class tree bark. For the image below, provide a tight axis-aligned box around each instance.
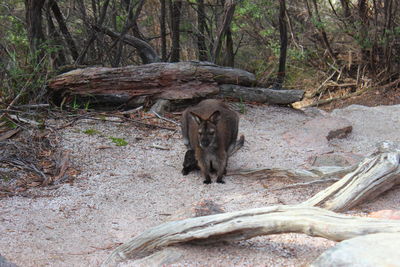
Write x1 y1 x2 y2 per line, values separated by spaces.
48 0 79 61
160 0 167 61
25 0 46 62
276 0 288 88
169 0 182 62
47 62 304 106
93 25 160 64
197 0 208 61
212 0 236 64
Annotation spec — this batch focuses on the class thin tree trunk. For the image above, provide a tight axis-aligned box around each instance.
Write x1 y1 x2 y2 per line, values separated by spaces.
276 0 288 88
311 0 337 61
25 0 46 62
211 0 236 64
169 0 182 62
197 0 208 61
48 0 79 61
224 27 234 67
76 0 111 64
160 0 167 61
45 3 66 67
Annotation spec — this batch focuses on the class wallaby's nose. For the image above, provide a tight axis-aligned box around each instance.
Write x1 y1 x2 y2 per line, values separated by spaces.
200 138 210 148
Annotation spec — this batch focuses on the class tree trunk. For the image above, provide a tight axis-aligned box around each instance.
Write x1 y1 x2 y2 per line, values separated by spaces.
212 0 236 64
76 0 111 64
93 25 160 64
25 0 46 62
169 0 182 62
45 3 66 67
197 0 208 61
224 27 234 67
48 0 79 61
276 0 288 88
160 0 167 61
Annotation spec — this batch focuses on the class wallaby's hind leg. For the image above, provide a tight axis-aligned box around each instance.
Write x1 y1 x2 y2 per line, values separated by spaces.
216 153 228 184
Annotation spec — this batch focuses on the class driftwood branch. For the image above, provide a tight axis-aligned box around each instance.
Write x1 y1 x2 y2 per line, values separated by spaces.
103 141 400 266
302 141 400 211
102 205 400 266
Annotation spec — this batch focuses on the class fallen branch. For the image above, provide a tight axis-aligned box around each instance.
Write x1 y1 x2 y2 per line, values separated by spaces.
302 141 400 211
272 178 339 191
102 205 400 266
229 165 356 182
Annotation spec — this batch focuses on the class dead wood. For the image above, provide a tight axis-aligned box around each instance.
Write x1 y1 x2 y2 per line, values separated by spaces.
104 141 400 266
47 62 304 107
302 141 400 211
102 205 400 266
219 84 304 104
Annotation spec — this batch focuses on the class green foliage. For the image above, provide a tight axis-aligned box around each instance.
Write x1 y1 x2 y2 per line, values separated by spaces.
109 137 128 146
83 129 101 136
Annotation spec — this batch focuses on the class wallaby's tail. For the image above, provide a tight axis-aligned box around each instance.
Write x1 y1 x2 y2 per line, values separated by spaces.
228 135 245 156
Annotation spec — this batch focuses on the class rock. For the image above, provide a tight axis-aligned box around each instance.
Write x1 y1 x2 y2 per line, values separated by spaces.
150 99 171 116
283 116 352 152
170 199 224 221
193 199 225 217
310 233 400 267
368 210 400 220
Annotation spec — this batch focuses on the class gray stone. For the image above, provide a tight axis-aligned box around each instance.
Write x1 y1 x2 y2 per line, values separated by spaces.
310 233 400 267
150 99 171 116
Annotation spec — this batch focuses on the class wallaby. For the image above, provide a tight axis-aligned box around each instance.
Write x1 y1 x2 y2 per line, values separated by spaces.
181 99 244 184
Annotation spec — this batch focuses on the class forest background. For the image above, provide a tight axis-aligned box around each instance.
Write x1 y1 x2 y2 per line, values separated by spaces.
0 0 399 108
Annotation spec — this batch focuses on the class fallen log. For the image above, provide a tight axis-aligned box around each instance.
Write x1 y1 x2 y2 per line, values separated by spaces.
102 205 400 266
220 84 304 105
47 61 304 107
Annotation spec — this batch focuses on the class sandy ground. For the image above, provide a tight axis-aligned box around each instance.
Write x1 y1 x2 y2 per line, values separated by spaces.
1 103 400 267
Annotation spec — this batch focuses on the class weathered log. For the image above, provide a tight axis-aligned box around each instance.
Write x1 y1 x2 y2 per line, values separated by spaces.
302 141 400 211
47 62 304 107
220 84 304 104
102 205 400 266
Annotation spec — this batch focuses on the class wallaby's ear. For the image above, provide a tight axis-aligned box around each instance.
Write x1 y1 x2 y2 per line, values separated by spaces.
209 110 221 124
190 112 202 125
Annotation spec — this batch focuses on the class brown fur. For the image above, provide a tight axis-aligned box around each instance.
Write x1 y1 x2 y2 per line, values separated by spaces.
181 99 244 184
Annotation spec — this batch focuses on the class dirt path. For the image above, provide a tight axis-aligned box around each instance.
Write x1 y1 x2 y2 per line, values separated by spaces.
1 104 400 266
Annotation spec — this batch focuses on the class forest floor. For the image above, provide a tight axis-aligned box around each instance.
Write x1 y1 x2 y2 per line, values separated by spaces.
1 94 400 266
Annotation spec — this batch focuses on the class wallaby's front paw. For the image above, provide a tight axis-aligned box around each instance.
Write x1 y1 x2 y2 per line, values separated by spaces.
182 168 189 175
203 179 212 184
216 179 225 184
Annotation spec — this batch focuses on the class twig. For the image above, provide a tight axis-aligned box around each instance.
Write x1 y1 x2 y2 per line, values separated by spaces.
150 144 170 150
308 71 337 98
304 86 372 108
152 111 180 126
8 114 40 127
